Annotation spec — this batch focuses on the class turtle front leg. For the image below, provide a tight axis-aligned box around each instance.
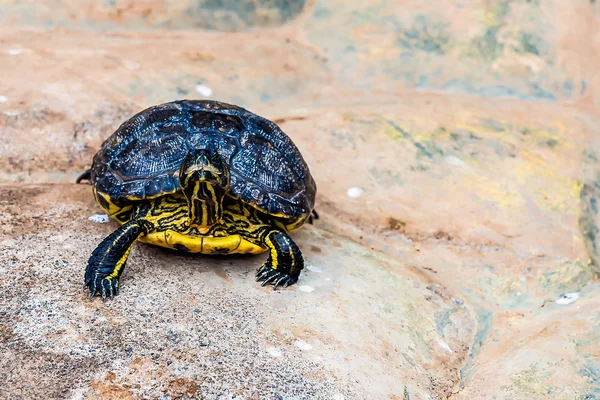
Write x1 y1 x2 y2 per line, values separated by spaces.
84 219 153 299
256 230 304 289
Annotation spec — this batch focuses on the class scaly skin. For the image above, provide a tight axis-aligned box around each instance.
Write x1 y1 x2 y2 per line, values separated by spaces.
84 194 305 299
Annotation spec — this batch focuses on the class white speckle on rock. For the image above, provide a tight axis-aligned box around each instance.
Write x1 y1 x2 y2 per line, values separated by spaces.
294 339 313 351
446 155 465 166
347 187 364 198
556 292 580 305
0 96 8 103
306 264 322 273
195 84 213 97
88 213 110 224
1 239 17 248
267 347 282 357
68 387 87 400
452 297 465 308
332 394 345 400
438 339 453 353
298 285 315 293
8 48 22 55
124 60 139 70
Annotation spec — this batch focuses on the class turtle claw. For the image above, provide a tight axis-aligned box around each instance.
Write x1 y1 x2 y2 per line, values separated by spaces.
255 264 297 290
256 264 269 275
89 284 97 299
273 275 289 290
85 272 119 300
255 271 270 281
107 280 116 300
261 272 280 287
255 265 272 281
100 279 115 300
103 278 118 300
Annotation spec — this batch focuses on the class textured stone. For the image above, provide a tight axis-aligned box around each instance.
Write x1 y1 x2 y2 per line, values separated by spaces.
0 184 473 399
1 0 600 399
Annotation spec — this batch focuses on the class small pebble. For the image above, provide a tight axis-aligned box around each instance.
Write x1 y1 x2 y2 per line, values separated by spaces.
438 339 453 353
194 308 200 313
294 339 312 351
0 96 8 103
452 297 465 308
298 285 315 293
195 84 213 97
88 214 109 224
267 347 282 357
445 155 465 166
556 292 579 305
347 187 364 198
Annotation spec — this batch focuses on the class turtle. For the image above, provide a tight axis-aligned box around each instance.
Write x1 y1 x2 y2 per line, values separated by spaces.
76 99 318 299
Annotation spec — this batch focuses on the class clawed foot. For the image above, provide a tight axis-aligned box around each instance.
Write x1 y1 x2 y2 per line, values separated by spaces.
84 273 119 300
256 264 298 290
83 219 148 300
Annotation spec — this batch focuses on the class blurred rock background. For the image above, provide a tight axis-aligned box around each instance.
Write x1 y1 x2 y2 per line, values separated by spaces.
1 0 599 399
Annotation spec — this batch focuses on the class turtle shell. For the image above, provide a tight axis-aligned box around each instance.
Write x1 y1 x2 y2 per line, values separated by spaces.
90 100 316 221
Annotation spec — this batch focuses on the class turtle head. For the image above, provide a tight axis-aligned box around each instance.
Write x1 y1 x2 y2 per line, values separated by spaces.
179 149 229 226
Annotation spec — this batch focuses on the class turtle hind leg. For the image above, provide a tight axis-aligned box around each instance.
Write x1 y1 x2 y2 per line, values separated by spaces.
85 219 153 299
76 169 92 184
308 209 319 225
255 230 304 290
312 209 319 220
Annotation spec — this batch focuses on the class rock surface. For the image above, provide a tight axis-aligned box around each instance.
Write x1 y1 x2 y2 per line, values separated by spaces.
0 185 473 399
1 0 600 399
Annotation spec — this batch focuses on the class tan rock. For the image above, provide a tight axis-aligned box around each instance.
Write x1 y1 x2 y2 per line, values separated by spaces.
0 184 473 398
